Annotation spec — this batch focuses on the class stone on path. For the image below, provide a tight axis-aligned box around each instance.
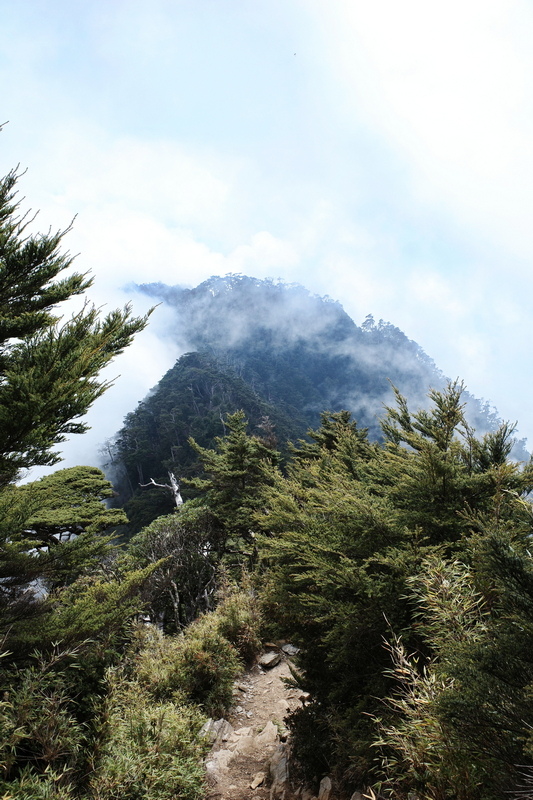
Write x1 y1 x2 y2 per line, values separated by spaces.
250 771 267 789
204 655 302 800
259 651 282 669
255 720 279 747
269 742 289 799
200 718 234 746
233 731 257 755
281 643 300 656
318 776 332 800
205 748 233 780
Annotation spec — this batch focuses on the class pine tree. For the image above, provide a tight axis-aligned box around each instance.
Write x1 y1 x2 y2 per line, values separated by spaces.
0 166 149 647
0 168 150 485
187 410 279 557
0 465 129 625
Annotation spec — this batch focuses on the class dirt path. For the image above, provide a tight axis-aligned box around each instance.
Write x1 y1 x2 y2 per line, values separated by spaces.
204 652 305 800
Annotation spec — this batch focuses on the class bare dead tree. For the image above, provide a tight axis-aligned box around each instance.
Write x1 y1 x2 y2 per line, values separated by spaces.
140 471 183 509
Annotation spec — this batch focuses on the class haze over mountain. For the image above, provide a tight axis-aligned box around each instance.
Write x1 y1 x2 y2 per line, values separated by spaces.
106 275 525 532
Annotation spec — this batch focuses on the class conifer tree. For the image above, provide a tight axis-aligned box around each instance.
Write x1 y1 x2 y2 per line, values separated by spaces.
0 168 149 485
258 385 533 791
259 411 407 781
187 410 279 556
0 166 149 645
0 466 129 632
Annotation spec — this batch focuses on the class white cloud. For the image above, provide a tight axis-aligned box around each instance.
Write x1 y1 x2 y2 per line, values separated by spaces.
409 271 466 318
226 231 299 274
4 0 533 462
315 0 533 262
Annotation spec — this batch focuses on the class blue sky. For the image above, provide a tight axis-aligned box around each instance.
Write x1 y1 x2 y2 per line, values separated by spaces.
2 0 533 471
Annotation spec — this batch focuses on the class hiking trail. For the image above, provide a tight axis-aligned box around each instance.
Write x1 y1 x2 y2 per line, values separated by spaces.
203 648 311 800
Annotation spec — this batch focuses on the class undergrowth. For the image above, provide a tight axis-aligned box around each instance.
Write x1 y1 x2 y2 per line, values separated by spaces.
0 581 262 799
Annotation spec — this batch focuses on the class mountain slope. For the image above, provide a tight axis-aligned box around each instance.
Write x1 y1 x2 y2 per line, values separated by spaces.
107 275 524 531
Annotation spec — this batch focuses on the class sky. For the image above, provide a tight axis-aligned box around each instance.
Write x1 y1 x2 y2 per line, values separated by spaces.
2 0 533 475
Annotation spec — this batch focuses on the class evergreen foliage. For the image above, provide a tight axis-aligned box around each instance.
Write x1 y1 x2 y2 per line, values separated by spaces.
125 509 219 631
86 583 261 800
0 466 130 644
0 163 149 641
0 171 149 486
0 166 156 798
108 351 296 534
4 168 533 800
254 382 533 796
187 410 279 558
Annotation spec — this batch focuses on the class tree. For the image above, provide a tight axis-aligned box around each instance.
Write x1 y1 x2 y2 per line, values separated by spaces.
379 381 532 546
21 465 127 542
0 466 129 620
259 412 407 782
187 410 280 558
0 168 150 485
0 166 149 644
126 509 218 631
107 350 298 535
257 384 533 792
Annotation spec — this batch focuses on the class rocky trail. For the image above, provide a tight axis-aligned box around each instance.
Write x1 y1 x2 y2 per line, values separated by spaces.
202 646 326 800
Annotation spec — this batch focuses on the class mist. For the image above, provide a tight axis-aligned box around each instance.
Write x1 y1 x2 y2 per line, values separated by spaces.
132 275 519 449
5 1 533 482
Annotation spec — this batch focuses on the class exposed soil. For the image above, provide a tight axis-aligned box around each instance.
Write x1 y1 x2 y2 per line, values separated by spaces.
205 654 304 800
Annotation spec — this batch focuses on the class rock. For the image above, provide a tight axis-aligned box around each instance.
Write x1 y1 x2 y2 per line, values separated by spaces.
270 741 289 799
199 718 216 742
277 698 290 713
281 643 300 656
259 651 282 669
234 726 253 736
199 718 234 746
318 776 332 800
251 771 267 789
205 748 233 777
256 720 279 747
233 732 257 755
235 705 244 713
350 793 364 800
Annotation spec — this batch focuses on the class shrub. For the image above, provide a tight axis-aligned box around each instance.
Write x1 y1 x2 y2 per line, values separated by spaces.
133 617 240 717
89 674 207 800
212 577 262 664
133 581 261 716
0 766 75 799
0 646 86 793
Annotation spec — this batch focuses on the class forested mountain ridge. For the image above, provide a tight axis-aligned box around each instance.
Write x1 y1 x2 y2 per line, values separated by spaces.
135 274 444 431
108 275 525 531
